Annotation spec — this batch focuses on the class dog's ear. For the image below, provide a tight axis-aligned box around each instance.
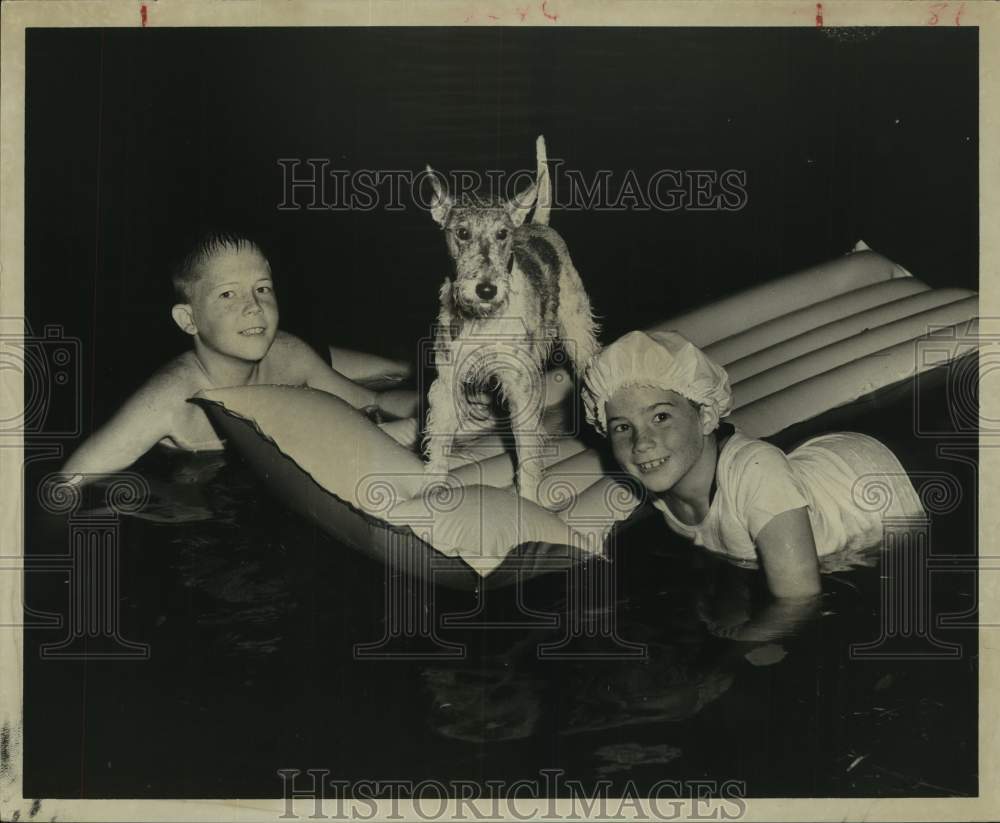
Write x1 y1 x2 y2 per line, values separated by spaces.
425 166 453 226
507 179 539 228
532 135 551 226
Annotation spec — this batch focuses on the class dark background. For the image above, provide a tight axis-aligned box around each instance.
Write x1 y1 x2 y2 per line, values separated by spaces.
21 26 980 800
26 26 977 437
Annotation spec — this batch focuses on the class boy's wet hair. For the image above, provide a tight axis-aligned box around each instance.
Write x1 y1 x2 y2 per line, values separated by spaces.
170 230 269 303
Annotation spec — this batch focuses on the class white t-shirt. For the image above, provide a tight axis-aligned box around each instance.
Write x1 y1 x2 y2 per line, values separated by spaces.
650 431 925 564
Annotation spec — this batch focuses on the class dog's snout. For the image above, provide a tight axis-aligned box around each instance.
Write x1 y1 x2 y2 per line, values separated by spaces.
475 281 498 301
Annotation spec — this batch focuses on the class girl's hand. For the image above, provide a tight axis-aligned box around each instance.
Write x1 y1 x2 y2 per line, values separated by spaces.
755 507 822 598
702 594 821 643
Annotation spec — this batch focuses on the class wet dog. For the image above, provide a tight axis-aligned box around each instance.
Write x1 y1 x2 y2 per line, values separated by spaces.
422 137 600 501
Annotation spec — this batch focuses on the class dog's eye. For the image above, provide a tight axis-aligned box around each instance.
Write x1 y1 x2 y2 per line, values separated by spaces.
495 229 509 241
456 227 471 242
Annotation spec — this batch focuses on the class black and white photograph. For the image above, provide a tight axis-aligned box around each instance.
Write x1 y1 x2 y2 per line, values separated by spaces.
1 1 995 820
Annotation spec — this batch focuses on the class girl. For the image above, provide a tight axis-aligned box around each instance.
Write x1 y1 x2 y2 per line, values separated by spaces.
581 330 925 599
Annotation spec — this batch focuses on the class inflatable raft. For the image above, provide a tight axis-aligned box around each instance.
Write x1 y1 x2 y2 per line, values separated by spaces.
195 243 979 589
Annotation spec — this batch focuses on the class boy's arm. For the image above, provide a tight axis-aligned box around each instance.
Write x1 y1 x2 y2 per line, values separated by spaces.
59 375 178 483
274 333 379 409
276 334 418 418
328 345 412 383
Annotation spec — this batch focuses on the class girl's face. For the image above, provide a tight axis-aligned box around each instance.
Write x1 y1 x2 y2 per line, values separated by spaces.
605 385 717 498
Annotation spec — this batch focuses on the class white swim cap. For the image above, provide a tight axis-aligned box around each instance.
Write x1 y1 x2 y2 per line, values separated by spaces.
582 330 733 435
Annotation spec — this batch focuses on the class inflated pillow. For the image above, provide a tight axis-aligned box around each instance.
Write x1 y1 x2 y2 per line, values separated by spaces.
196 385 427 509
194 385 601 577
383 484 595 576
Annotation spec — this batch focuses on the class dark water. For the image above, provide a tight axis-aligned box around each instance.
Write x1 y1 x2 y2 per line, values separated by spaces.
23 378 978 799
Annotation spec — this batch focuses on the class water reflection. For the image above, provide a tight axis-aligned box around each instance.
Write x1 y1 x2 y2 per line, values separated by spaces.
425 664 543 743
422 558 822 745
78 449 230 524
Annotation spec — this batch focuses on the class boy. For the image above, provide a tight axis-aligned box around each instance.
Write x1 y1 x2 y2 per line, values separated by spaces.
60 232 415 482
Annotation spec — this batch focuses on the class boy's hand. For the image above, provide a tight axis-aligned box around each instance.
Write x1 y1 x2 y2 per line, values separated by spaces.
39 473 85 509
373 388 418 421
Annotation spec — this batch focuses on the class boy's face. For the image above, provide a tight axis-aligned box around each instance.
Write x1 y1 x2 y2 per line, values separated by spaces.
175 246 279 363
605 385 715 497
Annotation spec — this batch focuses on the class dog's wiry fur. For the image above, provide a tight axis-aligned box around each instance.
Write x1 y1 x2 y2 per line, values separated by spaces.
423 137 600 500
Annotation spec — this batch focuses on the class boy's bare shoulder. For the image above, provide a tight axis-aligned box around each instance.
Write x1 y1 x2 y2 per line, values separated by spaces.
260 331 325 383
267 330 313 356
59 352 217 476
133 353 226 449
138 352 212 407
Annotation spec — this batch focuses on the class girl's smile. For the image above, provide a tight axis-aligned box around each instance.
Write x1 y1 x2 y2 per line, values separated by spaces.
636 456 669 473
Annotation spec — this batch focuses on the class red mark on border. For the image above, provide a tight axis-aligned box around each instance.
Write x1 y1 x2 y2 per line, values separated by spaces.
955 2 964 25
927 2 947 25
516 6 529 21
140 3 148 27
815 2 823 27
487 13 499 21
541 1 557 21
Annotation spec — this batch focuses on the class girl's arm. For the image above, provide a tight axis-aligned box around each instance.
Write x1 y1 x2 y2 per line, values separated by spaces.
754 507 822 598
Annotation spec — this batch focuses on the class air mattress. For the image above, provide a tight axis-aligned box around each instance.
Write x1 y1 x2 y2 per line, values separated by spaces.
198 244 979 582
